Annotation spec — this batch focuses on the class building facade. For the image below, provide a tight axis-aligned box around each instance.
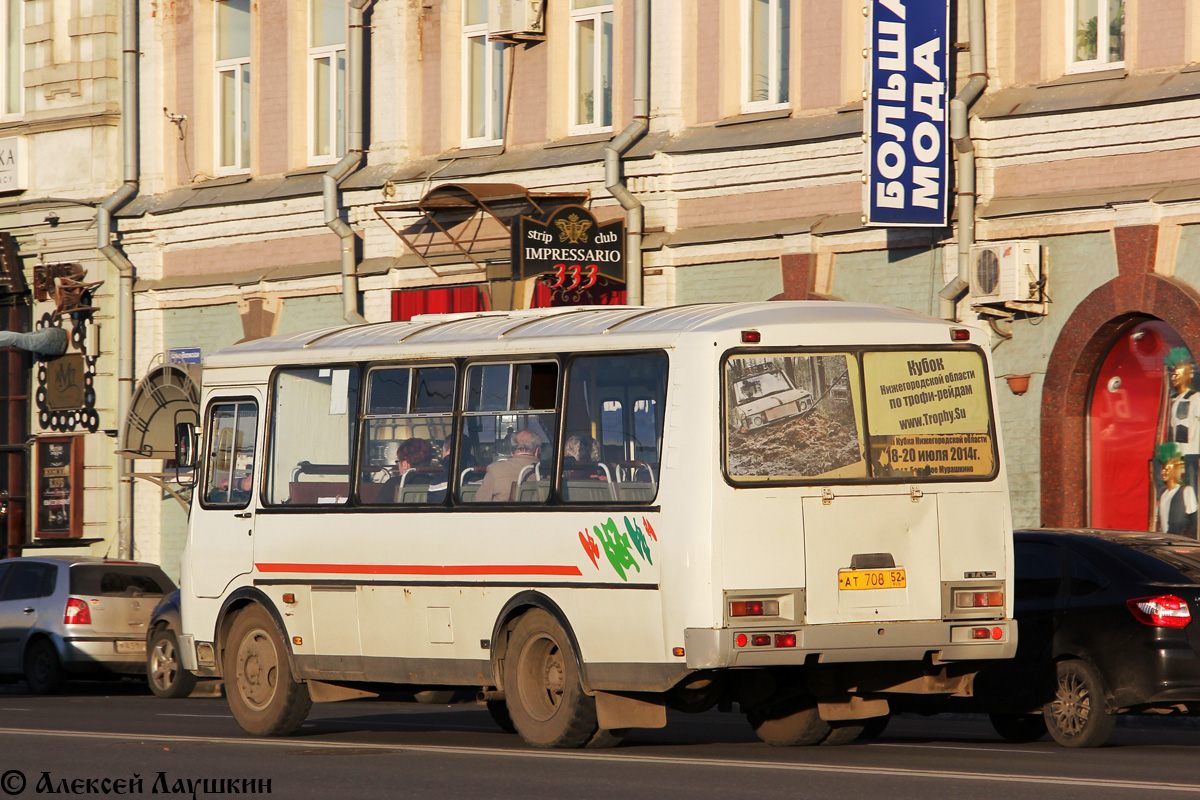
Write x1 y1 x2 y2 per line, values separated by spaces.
4 0 1200 569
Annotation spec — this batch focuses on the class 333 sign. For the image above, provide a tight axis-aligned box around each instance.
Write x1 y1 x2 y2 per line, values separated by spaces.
515 205 625 285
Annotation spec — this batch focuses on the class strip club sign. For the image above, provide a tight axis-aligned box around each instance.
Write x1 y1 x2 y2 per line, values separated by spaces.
863 0 950 227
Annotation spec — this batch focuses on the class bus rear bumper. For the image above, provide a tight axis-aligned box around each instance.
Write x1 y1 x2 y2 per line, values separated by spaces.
684 619 1016 670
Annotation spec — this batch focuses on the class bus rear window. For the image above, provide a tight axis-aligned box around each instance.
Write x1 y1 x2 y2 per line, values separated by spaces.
862 349 996 480
724 348 996 483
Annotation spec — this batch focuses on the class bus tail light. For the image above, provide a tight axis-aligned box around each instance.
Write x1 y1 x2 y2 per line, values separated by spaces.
64 597 91 625
969 626 1004 640
730 600 779 617
954 591 1004 609
774 633 796 648
1127 595 1191 628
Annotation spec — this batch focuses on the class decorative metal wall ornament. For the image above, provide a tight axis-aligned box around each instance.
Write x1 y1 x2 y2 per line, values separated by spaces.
34 313 99 433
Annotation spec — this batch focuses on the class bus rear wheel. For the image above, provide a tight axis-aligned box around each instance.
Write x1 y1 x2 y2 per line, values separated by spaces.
224 605 312 736
746 694 831 746
504 610 600 749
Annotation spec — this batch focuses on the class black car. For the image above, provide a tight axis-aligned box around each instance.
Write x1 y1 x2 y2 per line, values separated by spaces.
976 528 1200 747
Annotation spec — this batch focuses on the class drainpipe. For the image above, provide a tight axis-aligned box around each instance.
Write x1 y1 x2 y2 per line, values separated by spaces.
96 0 140 560
604 0 649 306
938 0 987 321
325 0 370 324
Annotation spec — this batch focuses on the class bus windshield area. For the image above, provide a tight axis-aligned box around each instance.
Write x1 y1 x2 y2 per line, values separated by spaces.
724 348 997 483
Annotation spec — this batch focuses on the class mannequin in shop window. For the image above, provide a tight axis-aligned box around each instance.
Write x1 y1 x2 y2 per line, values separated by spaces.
1165 348 1200 497
1156 442 1197 538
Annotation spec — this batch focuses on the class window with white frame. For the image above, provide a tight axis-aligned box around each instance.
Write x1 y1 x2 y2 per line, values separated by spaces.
309 0 346 163
463 0 506 147
1069 0 1124 72
570 0 613 134
216 0 252 173
742 0 789 111
1 0 22 117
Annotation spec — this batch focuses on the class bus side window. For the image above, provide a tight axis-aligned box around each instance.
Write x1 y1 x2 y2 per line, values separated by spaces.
560 353 668 504
264 367 360 505
459 361 558 504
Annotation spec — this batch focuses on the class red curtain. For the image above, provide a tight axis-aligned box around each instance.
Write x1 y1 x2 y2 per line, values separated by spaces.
391 286 489 321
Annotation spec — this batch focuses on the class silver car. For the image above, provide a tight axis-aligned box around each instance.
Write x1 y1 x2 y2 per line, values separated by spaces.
0 556 175 693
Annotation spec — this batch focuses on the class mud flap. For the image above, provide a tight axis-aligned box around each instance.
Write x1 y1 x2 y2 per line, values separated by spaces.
596 691 667 730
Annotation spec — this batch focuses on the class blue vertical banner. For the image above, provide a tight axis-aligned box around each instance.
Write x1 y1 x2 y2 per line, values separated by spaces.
864 0 951 227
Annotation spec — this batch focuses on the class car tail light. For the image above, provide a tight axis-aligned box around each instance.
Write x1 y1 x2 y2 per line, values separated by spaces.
729 600 779 617
1127 595 1192 628
63 597 91 625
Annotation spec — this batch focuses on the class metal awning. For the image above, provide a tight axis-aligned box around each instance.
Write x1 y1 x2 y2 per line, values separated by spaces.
374 183 589 275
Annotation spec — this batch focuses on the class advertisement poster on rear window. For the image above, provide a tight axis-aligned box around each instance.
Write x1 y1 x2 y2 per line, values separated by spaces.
862 350 996 479
724 354 868 481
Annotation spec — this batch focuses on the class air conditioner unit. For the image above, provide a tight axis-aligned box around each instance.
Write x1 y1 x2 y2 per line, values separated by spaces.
488 0 545 39
969 240 1043 304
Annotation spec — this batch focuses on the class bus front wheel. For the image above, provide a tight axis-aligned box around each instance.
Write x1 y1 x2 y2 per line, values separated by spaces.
224 605 312 736
504 609 603 749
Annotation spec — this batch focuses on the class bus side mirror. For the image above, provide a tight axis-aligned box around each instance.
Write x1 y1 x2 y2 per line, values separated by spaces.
175 422 198 469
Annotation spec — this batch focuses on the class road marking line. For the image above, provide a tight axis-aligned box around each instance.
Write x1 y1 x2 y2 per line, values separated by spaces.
156 714 231 719
874 742 1051 756
0 727 1195 793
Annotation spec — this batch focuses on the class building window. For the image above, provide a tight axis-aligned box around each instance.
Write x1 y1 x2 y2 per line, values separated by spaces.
216 0 252 173
463 0 506 147
742 0 789 111
309 0 346 163
2 0 22 117
1069 0 1124 72
570 0 613 134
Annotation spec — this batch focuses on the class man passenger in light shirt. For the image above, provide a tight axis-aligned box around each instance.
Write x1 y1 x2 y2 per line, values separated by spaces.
474 429 541 502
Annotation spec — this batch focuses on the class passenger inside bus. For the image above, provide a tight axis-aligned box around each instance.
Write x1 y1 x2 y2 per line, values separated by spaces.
563 433 600 469
473 429 541 502
381 437 447 503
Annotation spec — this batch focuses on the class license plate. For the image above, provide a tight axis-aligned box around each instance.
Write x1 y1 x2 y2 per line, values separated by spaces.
838 568 906 590
115 640 145 654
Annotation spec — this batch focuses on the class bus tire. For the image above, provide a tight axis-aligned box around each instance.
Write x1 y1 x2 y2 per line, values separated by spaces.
746 695 831 746
821 721 865 745
224 605 312 737
504 609 598 749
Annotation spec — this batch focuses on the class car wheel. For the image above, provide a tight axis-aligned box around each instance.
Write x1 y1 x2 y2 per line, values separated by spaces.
224 605 312 736
24 639 65 695
1043 659 1116 748
989 713 1047 743
503 609 599 748
148 627 198 699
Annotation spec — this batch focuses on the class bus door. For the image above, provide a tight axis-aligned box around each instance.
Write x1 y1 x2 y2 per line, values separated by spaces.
802 487 942 624
191 392 262 598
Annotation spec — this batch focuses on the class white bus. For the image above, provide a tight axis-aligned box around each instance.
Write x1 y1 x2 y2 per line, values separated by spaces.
175 302 1016 748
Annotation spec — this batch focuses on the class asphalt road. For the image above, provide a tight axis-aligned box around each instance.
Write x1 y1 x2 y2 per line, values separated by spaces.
1 681 1200 799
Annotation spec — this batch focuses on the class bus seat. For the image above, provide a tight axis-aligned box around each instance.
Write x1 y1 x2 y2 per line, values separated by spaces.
358 482 388 504
616 483 657 502
515 480 549 503
563 480 616 502
459 484 479 503
398 485 429 504
288 481 349 505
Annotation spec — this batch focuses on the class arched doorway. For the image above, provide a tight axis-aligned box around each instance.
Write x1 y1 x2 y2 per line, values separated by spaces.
1088 320 1185 530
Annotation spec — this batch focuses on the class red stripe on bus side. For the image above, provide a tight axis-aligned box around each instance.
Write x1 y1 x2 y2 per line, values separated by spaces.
254 562 584 577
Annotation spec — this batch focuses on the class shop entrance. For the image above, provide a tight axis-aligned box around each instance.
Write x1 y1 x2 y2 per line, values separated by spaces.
1088 319 1195 534
0 301 30 557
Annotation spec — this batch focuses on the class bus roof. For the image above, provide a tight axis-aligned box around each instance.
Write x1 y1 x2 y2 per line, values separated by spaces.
202 301 964 369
